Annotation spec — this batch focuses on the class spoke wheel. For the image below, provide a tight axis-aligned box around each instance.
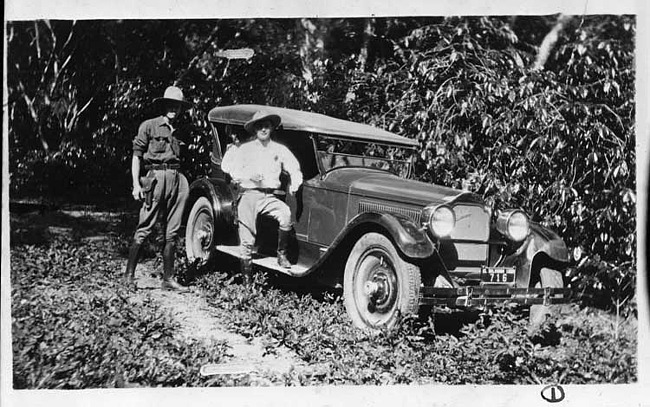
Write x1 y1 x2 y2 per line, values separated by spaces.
185 197 215 263
343 232 421 330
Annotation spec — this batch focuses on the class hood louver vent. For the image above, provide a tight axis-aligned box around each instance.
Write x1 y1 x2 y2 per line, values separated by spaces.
359 201 421 224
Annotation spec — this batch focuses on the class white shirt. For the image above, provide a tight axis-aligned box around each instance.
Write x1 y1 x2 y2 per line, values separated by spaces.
222 139 303 193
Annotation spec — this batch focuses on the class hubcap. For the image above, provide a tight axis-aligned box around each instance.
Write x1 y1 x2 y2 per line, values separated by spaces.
367 265 398 313
192 211 213 259
356 250 399 324
197 228 211 245
364 281 381 297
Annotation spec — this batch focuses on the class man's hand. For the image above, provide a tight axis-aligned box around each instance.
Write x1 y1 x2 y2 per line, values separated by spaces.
250 173 264 182
132 184 144 201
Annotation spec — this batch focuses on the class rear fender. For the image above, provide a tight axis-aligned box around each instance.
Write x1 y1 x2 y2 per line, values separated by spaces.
501 223 569 287
183 177 236 229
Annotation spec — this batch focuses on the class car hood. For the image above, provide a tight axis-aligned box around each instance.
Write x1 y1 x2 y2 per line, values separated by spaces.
323 168 480 207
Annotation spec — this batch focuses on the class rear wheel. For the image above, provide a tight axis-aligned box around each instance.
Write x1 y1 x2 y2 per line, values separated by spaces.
185 197 215 264
528 267 564 333
343 232 421 330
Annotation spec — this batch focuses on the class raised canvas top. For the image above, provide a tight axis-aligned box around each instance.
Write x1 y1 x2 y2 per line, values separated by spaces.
208 104 419 148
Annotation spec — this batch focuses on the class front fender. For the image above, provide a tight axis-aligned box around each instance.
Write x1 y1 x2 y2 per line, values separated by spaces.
501 222 569 287
341 212 435 259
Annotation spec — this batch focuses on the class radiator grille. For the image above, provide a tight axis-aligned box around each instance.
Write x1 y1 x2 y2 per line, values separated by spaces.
450 204 490 242
358 201 421 224
358 201 490 242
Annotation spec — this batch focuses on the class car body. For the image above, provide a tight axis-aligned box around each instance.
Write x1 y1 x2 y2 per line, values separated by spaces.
183 104 570 330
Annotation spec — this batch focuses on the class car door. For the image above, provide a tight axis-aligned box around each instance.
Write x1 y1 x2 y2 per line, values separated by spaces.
300 176 348 247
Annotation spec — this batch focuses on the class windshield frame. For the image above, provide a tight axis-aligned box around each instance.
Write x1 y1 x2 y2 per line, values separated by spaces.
312 134 417 178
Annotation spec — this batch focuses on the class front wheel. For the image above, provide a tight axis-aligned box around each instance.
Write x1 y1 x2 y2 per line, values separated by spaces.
185 196 216 264
343 232 421 330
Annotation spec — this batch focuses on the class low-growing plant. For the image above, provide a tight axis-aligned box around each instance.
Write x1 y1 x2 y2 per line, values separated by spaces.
10 238 233 388
10 210 637 388
194 270 637 385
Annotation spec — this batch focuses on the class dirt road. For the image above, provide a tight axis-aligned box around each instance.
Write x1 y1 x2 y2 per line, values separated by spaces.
41 208 309 382
125 257 308 382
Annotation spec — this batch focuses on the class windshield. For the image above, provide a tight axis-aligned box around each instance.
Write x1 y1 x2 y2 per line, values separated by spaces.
315 136 415 178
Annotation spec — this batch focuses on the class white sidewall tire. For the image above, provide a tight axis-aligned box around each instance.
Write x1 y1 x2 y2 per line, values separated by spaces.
185 196 214 263
343 232 421 330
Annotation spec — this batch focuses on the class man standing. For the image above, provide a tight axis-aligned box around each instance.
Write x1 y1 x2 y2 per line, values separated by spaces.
221 110 303 284
123 86 191 291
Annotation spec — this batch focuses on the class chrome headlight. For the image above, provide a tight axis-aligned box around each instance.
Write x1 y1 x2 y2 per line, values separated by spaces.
496 209 530 242
423 205 456 237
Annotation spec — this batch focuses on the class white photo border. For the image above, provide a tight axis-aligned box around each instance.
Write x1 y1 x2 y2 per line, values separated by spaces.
2 1 647 406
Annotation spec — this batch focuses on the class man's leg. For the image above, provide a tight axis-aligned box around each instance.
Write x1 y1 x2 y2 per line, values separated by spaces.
124 175 162 287
276 228 292 268
161 239 188 291
257 195 293 268
237 191 259 285
124 241 142 288
161 171 189 291
239 244 254 285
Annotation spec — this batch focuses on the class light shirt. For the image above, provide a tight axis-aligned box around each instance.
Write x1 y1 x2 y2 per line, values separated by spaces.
222 139 303 193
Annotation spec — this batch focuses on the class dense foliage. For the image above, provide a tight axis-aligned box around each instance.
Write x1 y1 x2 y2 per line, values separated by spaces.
10 210 637 388
338 16 636 312
8 16 636 312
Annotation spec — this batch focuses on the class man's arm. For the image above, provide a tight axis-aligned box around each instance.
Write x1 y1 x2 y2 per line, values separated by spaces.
221 145 236 175
281 146 303 194
131 121 149 201
132 155 143 201
221 145 247 182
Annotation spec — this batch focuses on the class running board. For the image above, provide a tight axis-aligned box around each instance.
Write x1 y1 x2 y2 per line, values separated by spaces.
216 245 309 277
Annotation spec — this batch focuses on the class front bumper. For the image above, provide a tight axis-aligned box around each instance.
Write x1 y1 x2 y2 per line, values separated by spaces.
420 286 569 307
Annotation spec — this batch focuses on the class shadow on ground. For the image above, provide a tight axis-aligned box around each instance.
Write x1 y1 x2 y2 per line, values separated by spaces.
9 202 168 261
10 205 124 245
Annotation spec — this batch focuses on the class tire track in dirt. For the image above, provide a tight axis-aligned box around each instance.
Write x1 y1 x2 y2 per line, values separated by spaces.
128 259 308 381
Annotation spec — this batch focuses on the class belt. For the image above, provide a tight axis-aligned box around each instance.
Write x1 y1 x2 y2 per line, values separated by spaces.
244 187 284 195
145 163 180 170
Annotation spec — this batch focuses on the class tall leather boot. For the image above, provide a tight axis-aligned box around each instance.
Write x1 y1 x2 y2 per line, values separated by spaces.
123 242 141 289
161 241 188 292
277 229 292 269
241 258 253 285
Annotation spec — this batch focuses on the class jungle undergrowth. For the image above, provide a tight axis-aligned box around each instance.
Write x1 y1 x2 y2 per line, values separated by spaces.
10 208 638 387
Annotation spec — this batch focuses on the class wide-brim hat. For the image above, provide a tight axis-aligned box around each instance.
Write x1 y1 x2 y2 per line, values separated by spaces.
244 110 282 134
153 86 192 109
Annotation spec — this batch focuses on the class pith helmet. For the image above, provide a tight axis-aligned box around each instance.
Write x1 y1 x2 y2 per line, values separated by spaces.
153 86 191 109
244 110 282 134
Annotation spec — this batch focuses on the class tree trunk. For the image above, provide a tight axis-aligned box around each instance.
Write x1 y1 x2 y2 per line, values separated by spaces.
533 14 572 71
17 80 50 153
358 18 375 71
298 18 323 84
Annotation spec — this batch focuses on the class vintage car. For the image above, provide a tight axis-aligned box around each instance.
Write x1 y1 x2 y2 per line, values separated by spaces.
183 104 570 330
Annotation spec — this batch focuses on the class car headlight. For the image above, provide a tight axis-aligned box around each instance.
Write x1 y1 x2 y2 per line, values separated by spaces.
423 205 456 237
496 209 530 242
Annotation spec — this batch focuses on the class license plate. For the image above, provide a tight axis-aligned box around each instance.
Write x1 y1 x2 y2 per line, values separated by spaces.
481 266 515 284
